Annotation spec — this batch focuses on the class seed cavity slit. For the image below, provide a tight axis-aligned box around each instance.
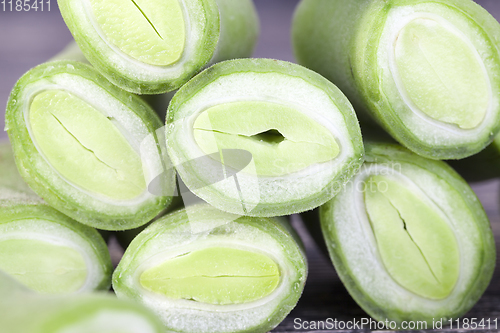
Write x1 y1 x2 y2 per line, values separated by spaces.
251 129 286 144
195 128 332 147
51 113 119 173
130 0 163 40
385 196 441 284
50 113 142 191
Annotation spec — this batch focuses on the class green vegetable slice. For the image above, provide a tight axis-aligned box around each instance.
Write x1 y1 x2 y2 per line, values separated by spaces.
166 58 364 217
293 0 500 159
320 143 495 323
48 41 176 120
58 0 259 94
112 204 307 333
0 142 112 294
5 61 175 230
0 271 165 333
193 101 340 177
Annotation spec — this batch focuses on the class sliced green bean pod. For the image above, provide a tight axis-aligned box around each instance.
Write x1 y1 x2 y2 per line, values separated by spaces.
293 0 500 159
58 0 259 94
0 142 112 293
0 271 165 333
5 61 175 230
0 202 113 294
113 204 307 333
320 143 496 323
166 58 364 216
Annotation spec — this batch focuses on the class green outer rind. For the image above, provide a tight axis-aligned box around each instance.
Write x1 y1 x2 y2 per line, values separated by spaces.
0 201 113 293
112 204 308 333
292 0 500 160
5 61 173 230
166 58 364 217
292 0 372 119
0 271 165 333
319 143 496 323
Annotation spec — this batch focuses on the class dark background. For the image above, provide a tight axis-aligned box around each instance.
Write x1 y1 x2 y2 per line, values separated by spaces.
1 1 500 332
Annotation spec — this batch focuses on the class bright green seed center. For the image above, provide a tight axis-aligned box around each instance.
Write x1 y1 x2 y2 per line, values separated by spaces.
364 175 459 299
89 0 186 66
395 18 489 129
140 247 280 305
193 101 340 176
29 90 146 200
0 238 87 294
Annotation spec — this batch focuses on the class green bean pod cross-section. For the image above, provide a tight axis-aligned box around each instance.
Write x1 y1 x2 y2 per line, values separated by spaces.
58 0 259 94
166 58 364 217
293 0 500 159
113 204 308 333
320 143 496 323
5 61 175 230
